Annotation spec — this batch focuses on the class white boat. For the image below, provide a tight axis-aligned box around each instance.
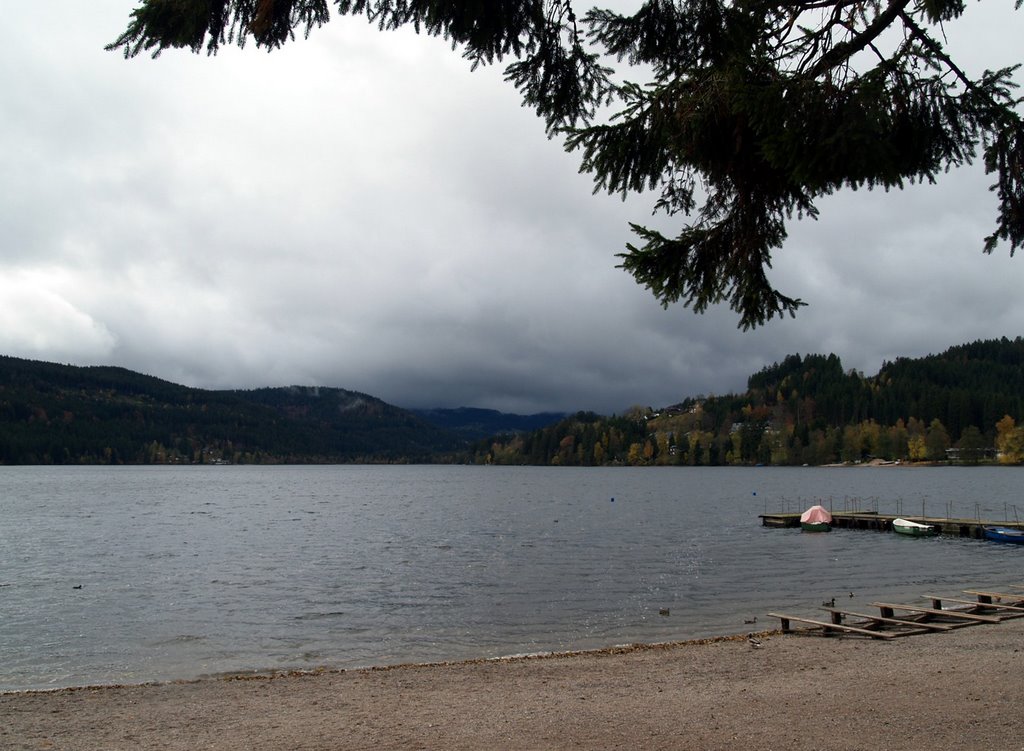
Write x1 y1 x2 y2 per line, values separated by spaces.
892 518 937 537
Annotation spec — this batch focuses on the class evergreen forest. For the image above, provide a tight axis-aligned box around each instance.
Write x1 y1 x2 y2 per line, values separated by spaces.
2 337 1023 466
0 357 462 465
474 338 1024 467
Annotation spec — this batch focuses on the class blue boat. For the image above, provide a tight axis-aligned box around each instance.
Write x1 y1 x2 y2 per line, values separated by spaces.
983 526 1024 544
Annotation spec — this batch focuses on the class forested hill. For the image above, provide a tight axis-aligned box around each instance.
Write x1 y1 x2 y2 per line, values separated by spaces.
0 356 463 464
739 340 1024 440
4 338 1024 466
475 337 1024 466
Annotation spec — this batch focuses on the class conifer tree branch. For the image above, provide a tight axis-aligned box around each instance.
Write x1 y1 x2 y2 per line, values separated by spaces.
804 0 913 79
107 0 1023 327
897 9 984 97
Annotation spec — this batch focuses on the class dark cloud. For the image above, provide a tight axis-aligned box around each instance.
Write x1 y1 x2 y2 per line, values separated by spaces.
1 3 1021 416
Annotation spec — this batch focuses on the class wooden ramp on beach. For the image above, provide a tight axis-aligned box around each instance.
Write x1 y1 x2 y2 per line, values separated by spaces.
769 586 1024 639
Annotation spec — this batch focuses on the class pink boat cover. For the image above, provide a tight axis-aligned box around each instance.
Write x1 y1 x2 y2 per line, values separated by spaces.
800 505 833 524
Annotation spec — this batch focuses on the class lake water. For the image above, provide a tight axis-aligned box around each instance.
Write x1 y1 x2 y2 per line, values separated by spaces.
1 465 1022 691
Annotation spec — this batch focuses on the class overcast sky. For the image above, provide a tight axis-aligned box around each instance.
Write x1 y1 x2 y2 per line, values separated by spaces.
2 2 1022 415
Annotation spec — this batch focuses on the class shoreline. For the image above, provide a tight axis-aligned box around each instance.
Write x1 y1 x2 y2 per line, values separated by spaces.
4 620 1022 750
0 630 779 697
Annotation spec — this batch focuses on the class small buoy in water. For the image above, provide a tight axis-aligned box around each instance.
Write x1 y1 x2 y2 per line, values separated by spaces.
659 608 670 616
610 497 615 502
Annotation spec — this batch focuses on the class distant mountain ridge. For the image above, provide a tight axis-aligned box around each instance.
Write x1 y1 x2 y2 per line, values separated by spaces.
409 407 566 441
0 356 463 464
3 337 1022 465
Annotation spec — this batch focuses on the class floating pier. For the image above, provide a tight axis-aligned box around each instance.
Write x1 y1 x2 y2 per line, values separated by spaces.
759 510 1024 538
768 587 1024 639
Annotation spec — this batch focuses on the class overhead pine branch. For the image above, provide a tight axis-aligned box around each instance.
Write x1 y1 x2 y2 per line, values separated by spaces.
802 0 913 79
109 0 1023 328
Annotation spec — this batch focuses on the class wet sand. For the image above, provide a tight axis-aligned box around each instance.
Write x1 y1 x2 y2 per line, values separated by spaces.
3 619 1023 750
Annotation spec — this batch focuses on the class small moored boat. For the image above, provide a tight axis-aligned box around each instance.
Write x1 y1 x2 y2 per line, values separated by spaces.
800 504 832 532
983 526 1024 544
892 517 937 537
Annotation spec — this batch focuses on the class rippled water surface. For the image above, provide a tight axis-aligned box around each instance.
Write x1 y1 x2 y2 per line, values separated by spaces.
2 464 1021 690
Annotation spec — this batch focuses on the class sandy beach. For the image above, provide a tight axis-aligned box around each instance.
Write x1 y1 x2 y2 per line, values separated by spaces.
4 617 1023 751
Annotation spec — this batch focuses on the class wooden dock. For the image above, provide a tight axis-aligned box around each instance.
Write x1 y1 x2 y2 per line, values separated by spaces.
759 510 1024 538
769 587 1024 639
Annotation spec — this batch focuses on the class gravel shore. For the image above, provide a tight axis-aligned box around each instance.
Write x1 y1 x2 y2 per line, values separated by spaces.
4 618 1023 750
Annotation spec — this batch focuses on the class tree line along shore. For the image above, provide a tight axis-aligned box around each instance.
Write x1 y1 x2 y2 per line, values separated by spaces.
477 339 1024 467
1 337 1022 466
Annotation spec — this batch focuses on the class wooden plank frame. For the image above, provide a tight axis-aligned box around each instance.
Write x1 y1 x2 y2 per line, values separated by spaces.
767 612 897 639
821 607 954 632
769 586 1023 640
961 590 1024 604
871 602 1002 623
925 594 1024 614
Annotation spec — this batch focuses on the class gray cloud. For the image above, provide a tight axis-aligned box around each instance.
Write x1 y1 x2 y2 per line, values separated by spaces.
1 2 1021 416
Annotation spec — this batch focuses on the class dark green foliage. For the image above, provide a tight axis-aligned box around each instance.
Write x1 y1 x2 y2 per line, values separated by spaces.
472 410 652 465
0 356 461 464
874 337 1024 434
109 0 1023 328
480 337 1024 465
573 2 1023 328
3 339 1021 466
745 339 1024 441
108 0 331 56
